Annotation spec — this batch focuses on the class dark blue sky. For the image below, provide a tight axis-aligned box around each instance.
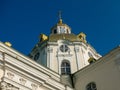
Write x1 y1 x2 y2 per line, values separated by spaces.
0 0 120 55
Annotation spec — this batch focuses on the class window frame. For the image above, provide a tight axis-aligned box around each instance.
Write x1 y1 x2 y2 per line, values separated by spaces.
60 44 69 52
61 61 71 75
34 52 40 61
86 82 97 90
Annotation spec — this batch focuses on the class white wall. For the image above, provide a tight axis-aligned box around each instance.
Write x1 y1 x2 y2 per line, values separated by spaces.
46 41 101 74
73 49 120 90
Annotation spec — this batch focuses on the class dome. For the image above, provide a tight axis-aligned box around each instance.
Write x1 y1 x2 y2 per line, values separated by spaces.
51 18 71 34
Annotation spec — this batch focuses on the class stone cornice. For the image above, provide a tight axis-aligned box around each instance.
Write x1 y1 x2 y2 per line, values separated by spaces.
0 42 73 90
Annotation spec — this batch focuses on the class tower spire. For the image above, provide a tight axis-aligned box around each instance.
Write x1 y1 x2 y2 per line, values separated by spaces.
58 11 62 19
58 11 63 24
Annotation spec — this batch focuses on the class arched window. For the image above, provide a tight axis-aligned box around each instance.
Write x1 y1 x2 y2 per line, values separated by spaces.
61 61 71 75
67 29 69 34
86 82 97 90
54 29 57 34
34 52 40 61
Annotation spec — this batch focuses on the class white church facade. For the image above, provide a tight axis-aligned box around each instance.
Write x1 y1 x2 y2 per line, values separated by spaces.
0 17 120 90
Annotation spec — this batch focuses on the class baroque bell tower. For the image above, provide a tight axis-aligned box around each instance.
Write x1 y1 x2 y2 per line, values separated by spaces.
29 14 101 75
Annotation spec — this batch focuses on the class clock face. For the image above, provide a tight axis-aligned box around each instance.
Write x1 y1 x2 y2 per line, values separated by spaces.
60 45 69 52
34 52 40 61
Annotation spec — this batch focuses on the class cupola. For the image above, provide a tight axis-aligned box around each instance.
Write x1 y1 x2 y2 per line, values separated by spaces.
51 13 71 34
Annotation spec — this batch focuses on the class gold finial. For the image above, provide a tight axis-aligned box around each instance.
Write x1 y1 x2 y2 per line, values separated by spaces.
5 42 12 47
77 32 87 43
40 33 48 42
58 11 63 24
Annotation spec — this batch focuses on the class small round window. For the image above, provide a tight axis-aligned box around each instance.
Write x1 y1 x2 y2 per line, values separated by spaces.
60 45 69 52
34 52 40 61
86 82 97 90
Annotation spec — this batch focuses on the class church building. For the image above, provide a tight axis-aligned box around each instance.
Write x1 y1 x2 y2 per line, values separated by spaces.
0 16 120 90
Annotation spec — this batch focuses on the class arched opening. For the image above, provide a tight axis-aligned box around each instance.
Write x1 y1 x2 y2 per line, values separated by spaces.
54 29 57 34
34 52 40 61
61 61 71 75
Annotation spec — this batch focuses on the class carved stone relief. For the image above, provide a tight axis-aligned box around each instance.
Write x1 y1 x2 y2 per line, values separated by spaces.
47 48 53 53
7 72 14 80
19 78 26 85
31 83 38 90
81 48 85 54
74 47 79 52
0 81 19 90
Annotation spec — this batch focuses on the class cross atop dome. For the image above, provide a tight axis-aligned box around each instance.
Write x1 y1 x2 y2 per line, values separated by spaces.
51 12 71 34
57 11 63 24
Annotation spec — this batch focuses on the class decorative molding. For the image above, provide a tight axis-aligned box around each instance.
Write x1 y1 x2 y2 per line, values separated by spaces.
81 48 85 53
31 83 38 90
74 47 79 52
39 83 43 87
56 54 73 57
7 72 14 79
47 48 53 53
0 81 19 90
0 81 7 90
19 78 26 85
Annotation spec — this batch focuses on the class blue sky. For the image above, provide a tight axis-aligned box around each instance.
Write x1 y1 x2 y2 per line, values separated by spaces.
0 0 120 55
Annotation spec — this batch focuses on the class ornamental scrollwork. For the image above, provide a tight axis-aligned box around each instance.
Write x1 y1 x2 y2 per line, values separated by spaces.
74 47 79 52
0 81 19 90
47 48 53 53
19 78 26 85
7 72 14 79
31 83 38 90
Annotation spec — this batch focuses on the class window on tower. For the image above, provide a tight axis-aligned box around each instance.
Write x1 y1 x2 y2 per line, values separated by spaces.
60 45 69 52
34 52 40 61
61 61 71 75
67 29 69 34
86 82 97 90
54 29 57 34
